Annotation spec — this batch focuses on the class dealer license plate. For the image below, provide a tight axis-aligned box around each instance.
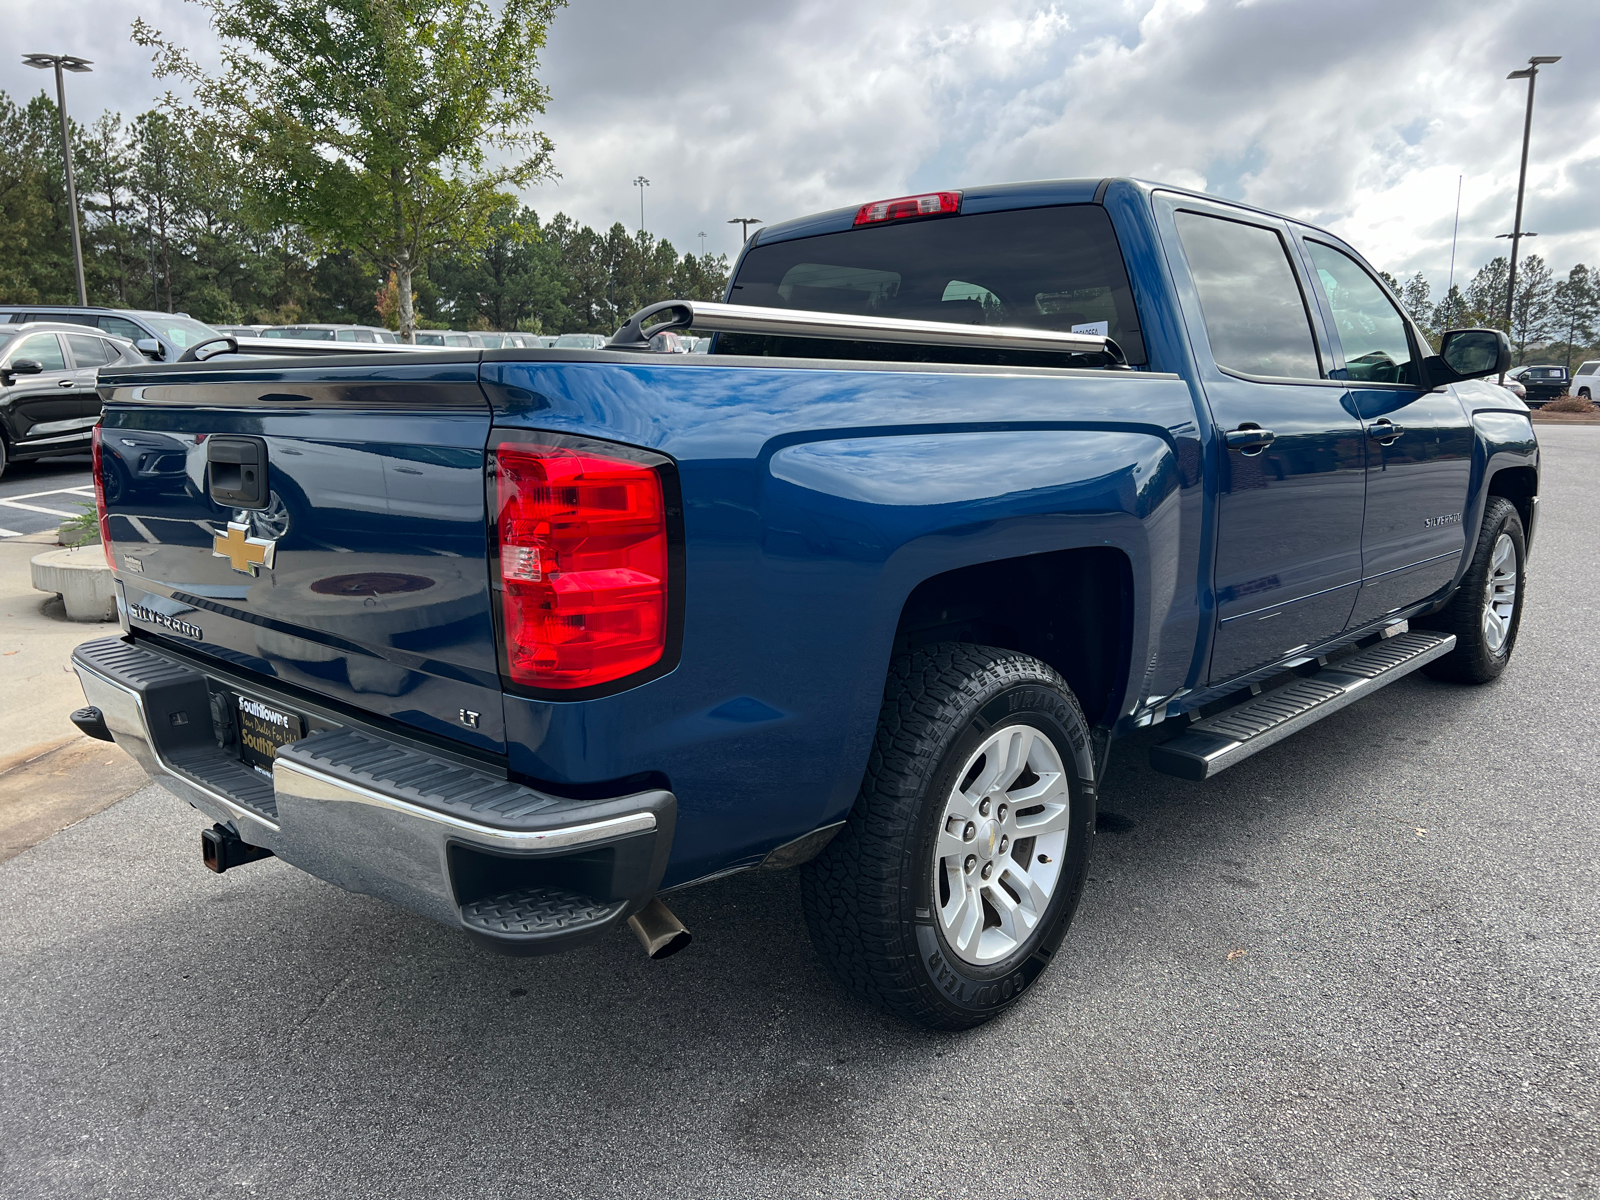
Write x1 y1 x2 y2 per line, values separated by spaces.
236 693 305 775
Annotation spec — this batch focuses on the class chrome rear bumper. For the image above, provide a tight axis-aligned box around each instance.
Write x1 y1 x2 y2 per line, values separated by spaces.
72 636 675 954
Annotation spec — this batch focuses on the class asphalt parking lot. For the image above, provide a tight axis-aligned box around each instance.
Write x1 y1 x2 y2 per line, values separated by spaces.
0 456 94 540
2 428 1596 1199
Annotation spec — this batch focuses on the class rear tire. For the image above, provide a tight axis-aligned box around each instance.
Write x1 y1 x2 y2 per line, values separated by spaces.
799 643 1096 1030
1419 497 1526 683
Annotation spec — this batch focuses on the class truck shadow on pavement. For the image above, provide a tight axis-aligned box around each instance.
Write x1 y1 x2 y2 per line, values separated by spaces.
2 671 1542 1194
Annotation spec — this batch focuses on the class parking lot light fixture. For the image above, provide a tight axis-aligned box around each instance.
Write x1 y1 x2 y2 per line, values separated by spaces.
633 176 650 234
23 53 93 307
1503 55 1560 351
728 217 762 243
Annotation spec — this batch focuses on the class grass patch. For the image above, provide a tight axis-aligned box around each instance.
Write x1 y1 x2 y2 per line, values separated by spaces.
57 503 100 547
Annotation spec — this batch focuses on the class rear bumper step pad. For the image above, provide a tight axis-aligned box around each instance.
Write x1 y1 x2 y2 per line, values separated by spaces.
1149 631 1455 781
71 635 675 955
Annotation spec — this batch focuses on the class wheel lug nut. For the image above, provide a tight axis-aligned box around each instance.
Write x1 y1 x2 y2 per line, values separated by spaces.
978 798 991 816
999 835 1009 854
981 862 993 880
962 822 976 842
964 855 977 874
997 804 1008 822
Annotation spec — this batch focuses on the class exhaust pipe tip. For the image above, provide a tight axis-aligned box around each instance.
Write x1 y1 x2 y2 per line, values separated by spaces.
627 896 692 960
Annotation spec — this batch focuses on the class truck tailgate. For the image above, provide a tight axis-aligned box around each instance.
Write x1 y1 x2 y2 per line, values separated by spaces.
98 360 507 756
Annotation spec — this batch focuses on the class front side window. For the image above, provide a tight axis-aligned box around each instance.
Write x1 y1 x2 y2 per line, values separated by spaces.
139 313 223 348
725 204 1147 365
1173 210 1321 380
1305 241 1417 386
1577 362 1598 377
11 333 66 371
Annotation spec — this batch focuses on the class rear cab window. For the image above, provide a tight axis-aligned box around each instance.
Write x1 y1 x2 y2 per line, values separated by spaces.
721 205 1146 367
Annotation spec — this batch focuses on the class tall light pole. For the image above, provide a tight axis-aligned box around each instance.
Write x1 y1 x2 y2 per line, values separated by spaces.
698 231 707 256
23 53 92 307
1503 55 1560 345
728 217 762 243
633 176 650 234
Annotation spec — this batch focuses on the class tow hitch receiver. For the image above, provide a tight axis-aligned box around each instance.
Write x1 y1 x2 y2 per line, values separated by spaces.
201 823 274 874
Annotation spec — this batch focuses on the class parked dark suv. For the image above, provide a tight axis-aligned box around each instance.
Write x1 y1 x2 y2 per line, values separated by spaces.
1507 364 1570 407
0 306 224 364
0 322 144 477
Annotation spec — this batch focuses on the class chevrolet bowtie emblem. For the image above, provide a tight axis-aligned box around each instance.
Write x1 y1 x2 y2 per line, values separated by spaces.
212 522 277 576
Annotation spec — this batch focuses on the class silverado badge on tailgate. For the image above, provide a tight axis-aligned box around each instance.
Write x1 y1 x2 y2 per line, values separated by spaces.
212 522 277 576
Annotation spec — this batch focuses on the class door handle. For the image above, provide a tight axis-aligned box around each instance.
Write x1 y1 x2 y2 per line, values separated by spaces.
1367 419 1404 443
1224 425 1276 455
57 379 75 388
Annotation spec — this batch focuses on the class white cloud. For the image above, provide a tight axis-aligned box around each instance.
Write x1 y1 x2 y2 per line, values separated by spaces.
2 0 1596 285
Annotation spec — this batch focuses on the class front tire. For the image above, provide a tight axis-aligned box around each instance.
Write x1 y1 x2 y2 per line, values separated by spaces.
1419 497 1526 683
800 644 1096 1029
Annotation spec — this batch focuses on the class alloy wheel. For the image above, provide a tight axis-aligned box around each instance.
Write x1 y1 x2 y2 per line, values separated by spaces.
932 723 1071 966
1482 531 1517 654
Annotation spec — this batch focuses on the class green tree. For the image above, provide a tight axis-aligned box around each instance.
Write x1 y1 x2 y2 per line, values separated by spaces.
136 0 565 341
0 92 53 302
1433 283 1468 335
1508 254 1556 363
1398 272 1434 345
1465 257 1510 330
1551 264 1597 376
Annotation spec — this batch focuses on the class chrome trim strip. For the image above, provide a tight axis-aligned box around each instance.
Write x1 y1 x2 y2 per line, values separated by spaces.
21 430 95 448
29 415 100 436
271 757 656 851
610 299 1120 357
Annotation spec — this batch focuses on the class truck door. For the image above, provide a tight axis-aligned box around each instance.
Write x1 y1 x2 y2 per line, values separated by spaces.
1298 237 1475 627
1163 200 1367 684
1 331 79 453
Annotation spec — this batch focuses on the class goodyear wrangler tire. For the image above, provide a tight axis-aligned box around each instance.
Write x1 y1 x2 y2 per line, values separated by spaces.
799 643 1096 1030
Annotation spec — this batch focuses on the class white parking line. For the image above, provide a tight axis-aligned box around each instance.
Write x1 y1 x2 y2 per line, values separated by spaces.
0 526 20 539
125 515 158 543
0 499 77 518
0 487 94 503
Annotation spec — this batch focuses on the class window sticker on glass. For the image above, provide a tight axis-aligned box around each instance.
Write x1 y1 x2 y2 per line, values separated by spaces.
1071 320 1110 336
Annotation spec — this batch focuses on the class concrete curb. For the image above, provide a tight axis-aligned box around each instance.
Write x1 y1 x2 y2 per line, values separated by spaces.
30 546 115 622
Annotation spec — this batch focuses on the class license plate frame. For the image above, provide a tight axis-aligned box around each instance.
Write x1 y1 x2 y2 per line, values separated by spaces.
235 692 305 774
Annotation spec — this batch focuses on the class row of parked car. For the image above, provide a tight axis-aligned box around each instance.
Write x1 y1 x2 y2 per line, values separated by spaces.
0 305 721 477
1500 361 1600 405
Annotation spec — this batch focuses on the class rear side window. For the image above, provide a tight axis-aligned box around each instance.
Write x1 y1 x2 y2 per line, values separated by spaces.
1305 241 1417 386
97 316 146 343
1174 211 1321 380
66 333 118 367
724 205 1146 365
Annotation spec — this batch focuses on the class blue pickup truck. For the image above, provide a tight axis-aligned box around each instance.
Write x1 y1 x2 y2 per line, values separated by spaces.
71 178 1537 1029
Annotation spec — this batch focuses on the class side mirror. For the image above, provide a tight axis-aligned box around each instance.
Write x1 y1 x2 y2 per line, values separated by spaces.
1425 328 1511 387
135 337 163 360
0 358 43 387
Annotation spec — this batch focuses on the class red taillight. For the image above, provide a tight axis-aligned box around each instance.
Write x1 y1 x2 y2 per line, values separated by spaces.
494 442 668 689
91 424 114 570
853 191 961 226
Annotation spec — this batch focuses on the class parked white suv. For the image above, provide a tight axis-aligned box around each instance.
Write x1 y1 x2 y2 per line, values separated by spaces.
1574 360 1598 401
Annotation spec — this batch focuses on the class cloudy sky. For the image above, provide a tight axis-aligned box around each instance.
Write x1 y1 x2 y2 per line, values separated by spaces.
5 0 1598 292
